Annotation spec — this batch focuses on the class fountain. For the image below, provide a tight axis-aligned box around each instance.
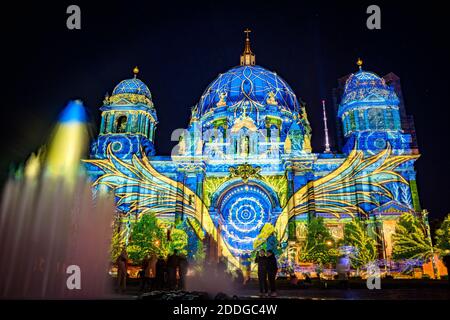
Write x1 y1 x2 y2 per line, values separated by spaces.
0 100 115 299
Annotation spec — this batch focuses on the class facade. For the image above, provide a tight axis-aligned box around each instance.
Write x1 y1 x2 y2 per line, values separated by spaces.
86 34 421 270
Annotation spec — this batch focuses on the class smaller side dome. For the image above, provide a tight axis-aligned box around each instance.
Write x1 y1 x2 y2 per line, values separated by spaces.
340 69 399 110
104 68 154 108
338 60 408 155
112 78 152 100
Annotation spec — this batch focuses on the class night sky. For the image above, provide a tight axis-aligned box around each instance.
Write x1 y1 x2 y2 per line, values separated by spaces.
3 1 450 221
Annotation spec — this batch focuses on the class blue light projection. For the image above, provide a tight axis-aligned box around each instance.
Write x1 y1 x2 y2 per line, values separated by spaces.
219 184 273 256
58 100 88 123
86 41 421 269
197 65 300 116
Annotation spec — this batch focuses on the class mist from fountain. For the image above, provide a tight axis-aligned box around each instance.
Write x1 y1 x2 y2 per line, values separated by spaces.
0 100 115 299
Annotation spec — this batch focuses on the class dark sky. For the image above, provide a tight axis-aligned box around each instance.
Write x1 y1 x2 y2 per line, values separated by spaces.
3 1 450 221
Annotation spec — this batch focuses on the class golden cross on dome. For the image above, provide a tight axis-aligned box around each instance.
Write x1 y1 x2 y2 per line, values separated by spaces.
240 28 255 66
244 28 251 39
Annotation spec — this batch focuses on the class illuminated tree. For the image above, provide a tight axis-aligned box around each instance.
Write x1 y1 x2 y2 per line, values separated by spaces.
169 228 188 255
127 213 169 263
126 213 190 263
392 213 434 261
343 219 377 269
253 223 280 254
110 228 127 263
435 214 450 254
299 216 338 266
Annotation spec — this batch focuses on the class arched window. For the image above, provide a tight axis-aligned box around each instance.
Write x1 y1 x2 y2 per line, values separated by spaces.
345 115 352 134
130 115 138 133
239 135 248 156
342 117 348 135
349 112 356 132
116 115 127 133
375 109 385 129
368 109 378 130
358 110 365 130
244 135 250 155
385 110 394 129
218 126 225 142
178 135 185 155
270 124 279 142
102 114 109 134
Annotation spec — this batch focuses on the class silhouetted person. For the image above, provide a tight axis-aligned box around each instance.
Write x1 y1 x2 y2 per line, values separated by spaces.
217 256 227 277
116 248 128 293
146 254 157 291
167 250 179 290
234 268 244 288
244 263 251 284
298 273 312 289
443 255 450 285
155 256 166 290
289 272 298 286
140 256 150 292
336 255 350 289
304 273 312 284
178 254 189 290
266 250 278 296
255 249 268 296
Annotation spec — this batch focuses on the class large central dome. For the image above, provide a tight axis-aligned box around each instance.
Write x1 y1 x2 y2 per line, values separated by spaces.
197 65 300 116
182 30 313 158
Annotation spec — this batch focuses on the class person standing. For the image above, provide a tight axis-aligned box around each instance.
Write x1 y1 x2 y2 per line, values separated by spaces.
155 255 166 290
244 263 252 285
167 249 179 290
255 249 268 296
266 250 278 297
178 253 189 290
146 254 158 291
116 248 128 293
336 255 350 289
217 256 227 277
234 268 245 289
140 255 150 292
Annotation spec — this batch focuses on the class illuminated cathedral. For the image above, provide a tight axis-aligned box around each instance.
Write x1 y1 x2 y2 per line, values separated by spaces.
86 31 421 270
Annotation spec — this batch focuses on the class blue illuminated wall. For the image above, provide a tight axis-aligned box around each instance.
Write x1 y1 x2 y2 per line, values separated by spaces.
86 59 421 269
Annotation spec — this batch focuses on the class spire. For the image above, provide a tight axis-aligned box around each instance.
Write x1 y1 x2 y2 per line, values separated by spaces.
356 58 363 71
133 66 139 78
322 99 331 153
240 28 256 66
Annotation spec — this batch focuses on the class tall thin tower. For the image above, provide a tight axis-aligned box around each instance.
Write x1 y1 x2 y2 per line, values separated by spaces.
322 99 331 153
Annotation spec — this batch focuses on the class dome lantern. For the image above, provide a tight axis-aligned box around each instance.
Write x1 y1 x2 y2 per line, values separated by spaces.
240 28 256 66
